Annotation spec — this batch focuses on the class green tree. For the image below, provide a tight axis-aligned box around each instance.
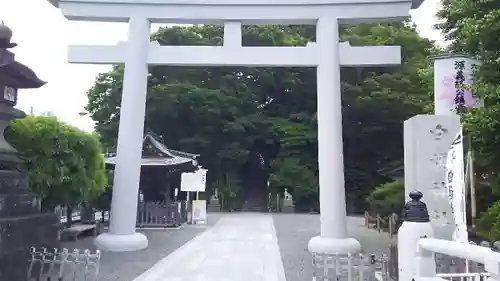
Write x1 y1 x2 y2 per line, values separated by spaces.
6 116 108 226
340 22 436 210
86 24 434 212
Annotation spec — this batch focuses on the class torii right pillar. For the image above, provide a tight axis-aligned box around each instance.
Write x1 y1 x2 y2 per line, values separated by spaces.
308 4 425 280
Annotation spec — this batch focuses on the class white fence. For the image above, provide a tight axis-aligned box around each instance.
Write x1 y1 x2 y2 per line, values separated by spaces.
311 252 390 281
436 272 490 281
55 205 109 224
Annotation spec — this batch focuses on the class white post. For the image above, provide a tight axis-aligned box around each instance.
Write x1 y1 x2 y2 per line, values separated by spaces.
223 21 242 48
308 17 360 277
398 192 436 281
94 16 150 252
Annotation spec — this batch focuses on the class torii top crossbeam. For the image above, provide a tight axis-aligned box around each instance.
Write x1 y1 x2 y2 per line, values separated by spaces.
47 0 423 24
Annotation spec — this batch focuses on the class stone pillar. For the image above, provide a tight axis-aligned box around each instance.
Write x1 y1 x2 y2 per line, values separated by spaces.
398 191 436 281
308 17 360 280
94 16 150 252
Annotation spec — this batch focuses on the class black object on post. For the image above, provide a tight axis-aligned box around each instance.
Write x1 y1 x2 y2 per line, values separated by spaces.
0 22 59 281
402 190 430 223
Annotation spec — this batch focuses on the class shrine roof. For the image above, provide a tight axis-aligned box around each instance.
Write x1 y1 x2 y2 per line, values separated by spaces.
105 132 199 166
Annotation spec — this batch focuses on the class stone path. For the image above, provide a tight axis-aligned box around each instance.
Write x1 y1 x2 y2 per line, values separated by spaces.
56 213 394 281
272 214 395 281
133 213 287 281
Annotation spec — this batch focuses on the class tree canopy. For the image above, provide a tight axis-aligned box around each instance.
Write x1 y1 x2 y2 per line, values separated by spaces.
86 23 435 212
6 116 108 213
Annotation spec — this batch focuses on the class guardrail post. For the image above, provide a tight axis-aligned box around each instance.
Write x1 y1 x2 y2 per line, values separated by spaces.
398 190 436 281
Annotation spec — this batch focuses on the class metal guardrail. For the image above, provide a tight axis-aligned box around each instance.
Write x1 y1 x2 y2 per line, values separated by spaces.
27 247 101 281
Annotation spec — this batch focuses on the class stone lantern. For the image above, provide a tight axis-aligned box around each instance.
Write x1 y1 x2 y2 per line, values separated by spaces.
0 22 59 281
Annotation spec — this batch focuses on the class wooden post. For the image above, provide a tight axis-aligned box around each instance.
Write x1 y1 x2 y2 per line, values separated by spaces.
376 213 381 232
389 215 393 236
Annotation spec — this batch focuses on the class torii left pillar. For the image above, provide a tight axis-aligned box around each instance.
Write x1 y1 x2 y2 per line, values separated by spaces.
94 17 150 251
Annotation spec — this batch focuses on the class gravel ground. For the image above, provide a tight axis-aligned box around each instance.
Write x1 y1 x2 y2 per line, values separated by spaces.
57 214 222 281
272 213 396 281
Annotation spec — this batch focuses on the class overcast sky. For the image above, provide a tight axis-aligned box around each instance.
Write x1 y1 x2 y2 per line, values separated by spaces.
0 0 443 132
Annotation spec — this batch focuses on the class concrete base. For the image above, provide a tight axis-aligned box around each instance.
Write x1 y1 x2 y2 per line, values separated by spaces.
308 236 361 254
308 236 364 281
94 232 148 252
207 204 221 212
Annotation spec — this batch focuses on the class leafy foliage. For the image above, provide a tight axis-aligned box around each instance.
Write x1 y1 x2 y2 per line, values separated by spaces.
366 181 405 218
86 24 434 212
477 201 500 241
217 175 243 211
6 116 107 213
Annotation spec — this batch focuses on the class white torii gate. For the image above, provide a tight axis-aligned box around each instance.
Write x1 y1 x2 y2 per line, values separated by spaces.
47 0 423 258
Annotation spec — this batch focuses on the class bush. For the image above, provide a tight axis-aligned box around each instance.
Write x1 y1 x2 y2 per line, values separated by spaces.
477 200 500 241
6 116 108 226
366 180 405 218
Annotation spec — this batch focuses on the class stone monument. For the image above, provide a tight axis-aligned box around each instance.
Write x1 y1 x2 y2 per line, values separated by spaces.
404 114 460 239
282 188 294 213
0 22 59 281
207 187 221 212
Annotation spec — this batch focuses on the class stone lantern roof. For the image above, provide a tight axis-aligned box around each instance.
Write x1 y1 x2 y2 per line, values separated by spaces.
0 22 46 89
0 22 17 49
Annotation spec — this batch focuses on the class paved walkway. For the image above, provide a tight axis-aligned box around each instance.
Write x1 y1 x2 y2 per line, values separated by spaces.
50 213 393 281
133 213 287 281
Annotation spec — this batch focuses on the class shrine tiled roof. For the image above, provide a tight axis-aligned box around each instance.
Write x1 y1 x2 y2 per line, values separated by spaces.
105 132 199 166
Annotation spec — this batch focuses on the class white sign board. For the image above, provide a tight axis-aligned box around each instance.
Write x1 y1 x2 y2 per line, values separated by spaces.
445 131 468 242
433 54 482 115
181 169 207 192
191 200 207 224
